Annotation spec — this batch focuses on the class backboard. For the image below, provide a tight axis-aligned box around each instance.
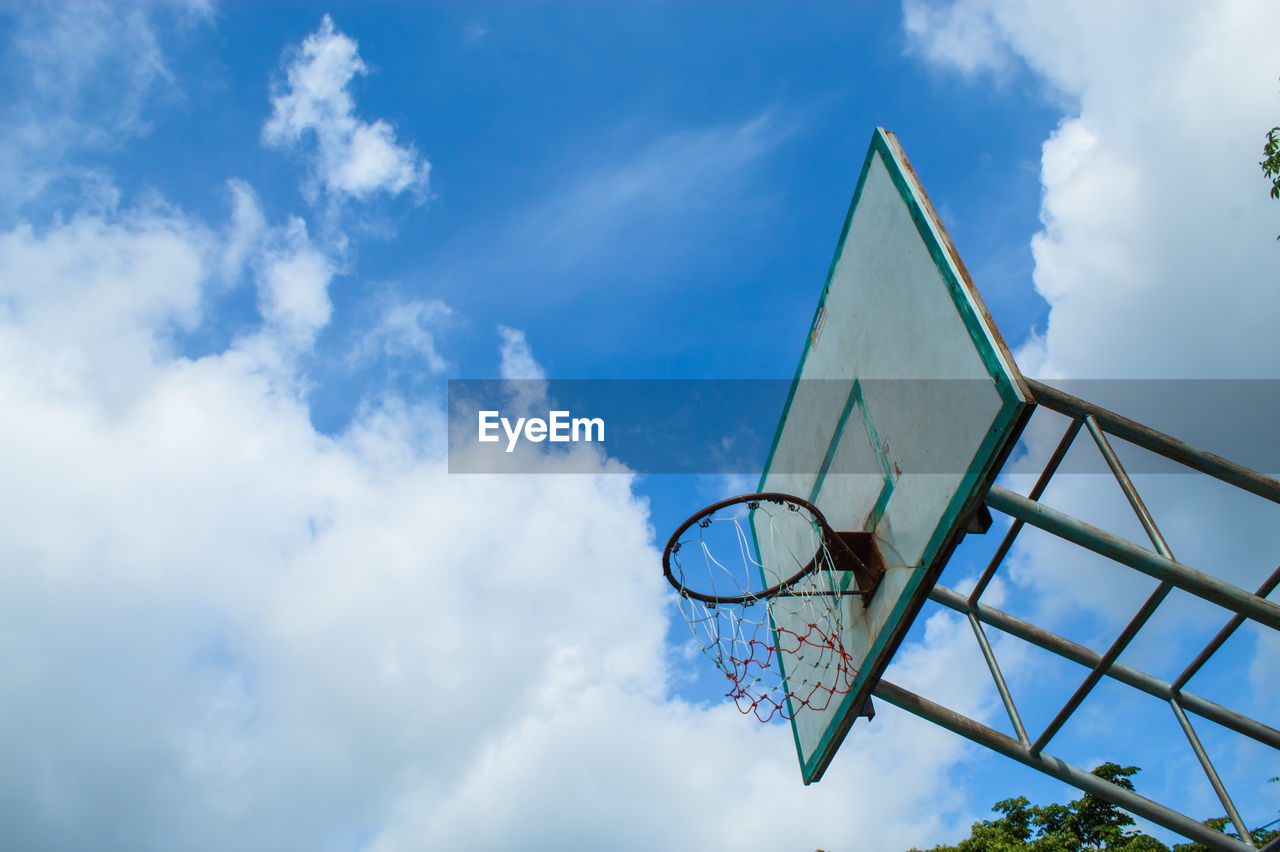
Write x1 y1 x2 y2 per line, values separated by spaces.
756 128 1032 783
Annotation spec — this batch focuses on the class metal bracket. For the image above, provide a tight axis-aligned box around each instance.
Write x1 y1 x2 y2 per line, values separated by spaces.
966 502 993 535
832 530 887 603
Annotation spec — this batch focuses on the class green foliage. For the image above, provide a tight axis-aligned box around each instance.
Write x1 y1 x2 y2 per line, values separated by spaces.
1262 126 1280 239
1263 127 1280 200
907 764 1280 852
1170 816 1279 851
907 764 1165 852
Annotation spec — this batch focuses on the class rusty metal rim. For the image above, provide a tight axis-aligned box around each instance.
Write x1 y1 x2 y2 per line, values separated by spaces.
662 491 857 605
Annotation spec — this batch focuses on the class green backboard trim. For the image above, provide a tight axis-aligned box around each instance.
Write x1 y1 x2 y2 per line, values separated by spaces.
807 381 858 505
805 379 895 530
876 131 1015 399
854 381 897 532
799 391 1025 783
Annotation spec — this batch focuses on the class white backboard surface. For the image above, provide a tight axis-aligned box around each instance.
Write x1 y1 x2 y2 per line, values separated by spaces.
756 128 1031 784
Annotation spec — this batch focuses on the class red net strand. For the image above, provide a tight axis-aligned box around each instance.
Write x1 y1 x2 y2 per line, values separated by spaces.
667 496 862 724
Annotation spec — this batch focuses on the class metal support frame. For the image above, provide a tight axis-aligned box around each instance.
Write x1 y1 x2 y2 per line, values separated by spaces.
872 679 1257 852
876 380 1280 852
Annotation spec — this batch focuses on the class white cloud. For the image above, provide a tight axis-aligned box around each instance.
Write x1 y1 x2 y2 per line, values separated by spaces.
0 203 659 847
0 110 997 852
903 0 1280 599
0 2 207 214
902 0 1015 80
905 0 1280 832
9 6 1234 849
494 325 552 421
497 325 546 382
0 211 208 414
350 297 453 373
263 15 430 204
256 215 334 340
0 208 996 846
905 0 1280 383
362 686 974 852
220 179 267 285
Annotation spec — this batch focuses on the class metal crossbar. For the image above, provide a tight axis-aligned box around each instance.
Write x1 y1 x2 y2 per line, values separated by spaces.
872 678 1258 852
1174 565 1280 691
878 380 1280 852
1028 416 1176 757
1025 379 1280 504
926 585 1280 751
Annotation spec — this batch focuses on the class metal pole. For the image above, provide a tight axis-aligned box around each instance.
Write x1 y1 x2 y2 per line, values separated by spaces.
1174 564 1280 691
1030 580 1172 756
1169 698 1256 847
966 611 1031 746
927 584 1280 751
1084 414 1173 557
969 416 1083 606
1025 379 1280 505
1028 418 1178 754
872 678 1254 852
985 485 1280 632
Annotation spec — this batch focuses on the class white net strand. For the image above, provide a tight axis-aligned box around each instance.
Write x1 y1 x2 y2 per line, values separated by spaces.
667 496 861 722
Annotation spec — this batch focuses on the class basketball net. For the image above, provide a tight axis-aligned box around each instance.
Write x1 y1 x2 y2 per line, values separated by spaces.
665 495 860 722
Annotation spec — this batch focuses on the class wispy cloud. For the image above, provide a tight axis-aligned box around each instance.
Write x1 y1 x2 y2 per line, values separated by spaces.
422 110 796 307
348 296 453 373
263 15 430 206
528 112 788 260
901 0 1016 80
497 325 545 382
255 215 334 341
0 1 207 216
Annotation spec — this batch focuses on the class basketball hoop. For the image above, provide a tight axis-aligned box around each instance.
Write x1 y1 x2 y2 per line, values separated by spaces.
663 493 884 722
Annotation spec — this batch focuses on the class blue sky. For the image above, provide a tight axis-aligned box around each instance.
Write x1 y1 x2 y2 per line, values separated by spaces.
1 2 1278 850
25 3 1056 380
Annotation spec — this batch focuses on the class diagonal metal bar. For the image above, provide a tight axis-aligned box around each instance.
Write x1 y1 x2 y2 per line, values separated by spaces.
928 584 1280 750
966 611 1030 746
1031 580 1172 755
1169 698 1256 848
872 678 1254 852
1174 564 1280 691
1026 379 1280 505
985 485 1280 632
1084 414 1173 558
1018 414 1180 754
969 416 1083 606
